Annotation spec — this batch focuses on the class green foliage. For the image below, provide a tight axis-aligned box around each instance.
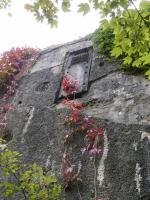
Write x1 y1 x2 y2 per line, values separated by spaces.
92 25 114 56
61 0 71 12
0 0 11 9
92 0 150 79
98 0 129 17
0 139 63 200
145 69 150 80
105 2 150 78
24 0 58 27
78 3 90 16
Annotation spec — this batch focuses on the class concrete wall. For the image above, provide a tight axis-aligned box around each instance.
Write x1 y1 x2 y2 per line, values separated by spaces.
4 38 150 200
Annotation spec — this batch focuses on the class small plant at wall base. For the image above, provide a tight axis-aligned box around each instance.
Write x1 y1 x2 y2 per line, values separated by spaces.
0 139 63 200
61 75 105 200
0 47 63 200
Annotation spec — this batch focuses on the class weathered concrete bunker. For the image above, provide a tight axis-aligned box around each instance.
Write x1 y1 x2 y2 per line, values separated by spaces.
3 38 150 199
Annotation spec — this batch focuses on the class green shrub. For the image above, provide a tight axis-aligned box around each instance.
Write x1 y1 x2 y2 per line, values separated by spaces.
92 26 114 57
0 139 63 200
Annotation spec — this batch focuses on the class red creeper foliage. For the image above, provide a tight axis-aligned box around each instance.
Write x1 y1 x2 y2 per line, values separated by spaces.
63 152 81 189
0 47 39 100
0 47 40 130
61 75 105 195
61 75 79 95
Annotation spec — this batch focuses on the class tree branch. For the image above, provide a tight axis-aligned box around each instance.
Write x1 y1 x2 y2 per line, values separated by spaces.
129 0 146 23
13 173 27 200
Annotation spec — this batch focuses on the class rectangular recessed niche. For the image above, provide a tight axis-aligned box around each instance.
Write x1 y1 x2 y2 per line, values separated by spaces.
58 46 93 98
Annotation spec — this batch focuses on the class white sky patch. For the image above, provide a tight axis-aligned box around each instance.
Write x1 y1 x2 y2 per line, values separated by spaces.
0 0 100 53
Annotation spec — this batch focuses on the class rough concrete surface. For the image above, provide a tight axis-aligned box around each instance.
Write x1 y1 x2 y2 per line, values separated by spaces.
1 38 150 200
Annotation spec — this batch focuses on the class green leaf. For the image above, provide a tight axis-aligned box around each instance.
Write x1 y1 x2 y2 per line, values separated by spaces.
24 3 33 11
123 56 132 65
49 19 58 28
78 3 90 15
61 0 70 12
132 59 142 67
0 0 11 9
140 54 150 65
92 0 100 10
145 69 150 80
111 47 123 57
140 0 150 11
145 69 150 75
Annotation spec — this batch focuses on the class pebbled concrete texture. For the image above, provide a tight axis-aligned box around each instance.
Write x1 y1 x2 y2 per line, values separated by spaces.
2 38 150 200
30 39 92 73
84 72 150 125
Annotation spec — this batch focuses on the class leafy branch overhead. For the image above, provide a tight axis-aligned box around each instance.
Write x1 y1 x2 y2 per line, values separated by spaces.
0 0 149 25
78 3 90 15
0 0 11 9
92 0 150 80
0 0 140 26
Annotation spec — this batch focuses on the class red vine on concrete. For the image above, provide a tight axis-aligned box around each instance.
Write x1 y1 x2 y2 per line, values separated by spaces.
0 47 40 130
61 74 105 200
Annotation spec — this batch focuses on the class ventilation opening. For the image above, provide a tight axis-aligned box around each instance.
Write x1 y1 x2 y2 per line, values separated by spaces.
70 52 89 65
57 46 93 101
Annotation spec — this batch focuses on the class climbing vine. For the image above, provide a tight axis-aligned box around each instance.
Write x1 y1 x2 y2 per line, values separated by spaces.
61 75 105 200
